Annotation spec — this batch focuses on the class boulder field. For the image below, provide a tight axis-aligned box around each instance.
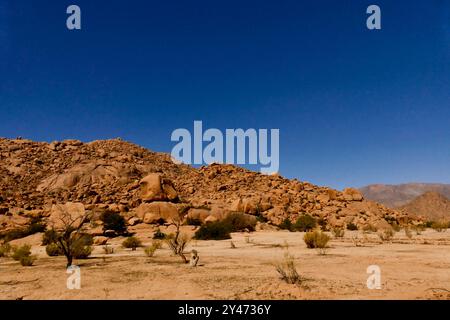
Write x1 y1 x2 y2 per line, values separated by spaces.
0 138 411 233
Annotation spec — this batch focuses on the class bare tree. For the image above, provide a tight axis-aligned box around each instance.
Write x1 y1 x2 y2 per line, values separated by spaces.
49 204 92 267
165 206 191 264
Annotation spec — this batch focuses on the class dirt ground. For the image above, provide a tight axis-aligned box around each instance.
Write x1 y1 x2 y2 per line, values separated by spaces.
1 227 450 300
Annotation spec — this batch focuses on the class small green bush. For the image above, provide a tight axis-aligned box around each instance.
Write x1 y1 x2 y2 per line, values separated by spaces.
144 240 162 257
12 244 36 265
46 243 64 256
424 221 434 228
100 211 127 235
122 236 142 250
20 255 35 266
293 214 317 232
346 222 358 231
153 228 166 239
72 234 93 259
42 229 58 245
431 221 448 232
279 218 294 231
303 230 330 249
256 214 268 223
222 213 256 232
186 217 203 226
0 243 12 257
331 227 345 238
194 221 231 240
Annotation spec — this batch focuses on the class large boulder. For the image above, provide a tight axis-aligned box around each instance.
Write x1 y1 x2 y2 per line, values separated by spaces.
343 188 364 201
139 173 178 202
134 202 179 224
186 208 211 223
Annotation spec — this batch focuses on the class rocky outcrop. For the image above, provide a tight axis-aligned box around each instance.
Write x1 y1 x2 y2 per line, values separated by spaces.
0 138 411 232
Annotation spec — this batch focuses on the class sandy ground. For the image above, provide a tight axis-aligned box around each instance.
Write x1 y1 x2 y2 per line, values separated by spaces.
1 227 450 300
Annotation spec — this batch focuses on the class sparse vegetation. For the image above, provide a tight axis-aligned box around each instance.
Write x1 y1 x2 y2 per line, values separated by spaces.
223 213 257 232
255 214 268 223
71 234 93 259
42 229 58 245
331 227 345 238
413 224 426 235
431 221 448 232
278 218 293 231
303 230 330 254
378 229 395 242
46 243 64 256
12 244 36 266
194 213 256 240
293 214 317 232
351 234 364 247
166 211 191 263
194 221 231 240
103 244 114 254
100 210 127 236
122 236 142 250
186 217 203 226
404 227 413 239
46 208 94 267
153 228 167 240
144 240 162 257
0 243 11 257
346 222 358 231
274 250 301 284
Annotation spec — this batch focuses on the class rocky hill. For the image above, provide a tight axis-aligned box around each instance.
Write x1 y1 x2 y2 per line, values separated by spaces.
359 183 450 208
0 138 409 234
397 192 450 221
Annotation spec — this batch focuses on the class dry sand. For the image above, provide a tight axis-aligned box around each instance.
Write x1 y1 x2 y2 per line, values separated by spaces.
1 227 450 300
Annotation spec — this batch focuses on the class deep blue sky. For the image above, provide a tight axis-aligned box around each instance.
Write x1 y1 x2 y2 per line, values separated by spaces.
1 0 449 190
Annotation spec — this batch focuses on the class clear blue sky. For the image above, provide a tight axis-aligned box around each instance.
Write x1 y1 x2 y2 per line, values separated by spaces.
0 0 449 190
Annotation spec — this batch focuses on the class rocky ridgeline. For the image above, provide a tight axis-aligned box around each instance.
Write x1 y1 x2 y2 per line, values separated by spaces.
0 138 409 233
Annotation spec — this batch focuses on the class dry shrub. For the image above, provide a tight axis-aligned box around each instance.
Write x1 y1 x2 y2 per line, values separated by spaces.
103 244 114 254
274 250 301 284
378 229 395 242
331 227 345 238
0 243 11 257
12 244 36 267
404 227 413 239
304 230 330 254
144 240 162 257
46 243 64 256
431 221 448 232
122 236 142 250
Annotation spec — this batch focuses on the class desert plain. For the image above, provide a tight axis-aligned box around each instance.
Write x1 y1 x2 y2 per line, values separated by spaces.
1 225 450 300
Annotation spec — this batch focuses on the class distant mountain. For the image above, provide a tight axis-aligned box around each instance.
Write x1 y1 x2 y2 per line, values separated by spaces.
359 183 450 208
398 192 450 221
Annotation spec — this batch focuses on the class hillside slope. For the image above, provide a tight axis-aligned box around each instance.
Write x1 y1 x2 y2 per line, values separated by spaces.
0 138 408 232
398 192 450 221
359 183 450 208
